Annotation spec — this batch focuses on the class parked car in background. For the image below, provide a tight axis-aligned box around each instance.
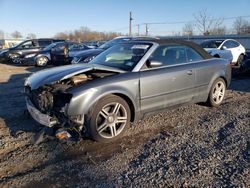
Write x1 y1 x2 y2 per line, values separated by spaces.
67 43 91 62
25 39 231 143
50 42 91 65
19 41 80 66
200 39 246 65
84 40 107 48
0 38 64 63
71 36 157 64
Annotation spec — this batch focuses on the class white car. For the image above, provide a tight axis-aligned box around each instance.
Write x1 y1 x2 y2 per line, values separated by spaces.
200 39 246 65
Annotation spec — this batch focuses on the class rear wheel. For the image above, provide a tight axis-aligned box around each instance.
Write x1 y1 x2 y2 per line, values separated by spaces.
36 56 49 67
86 95 131 142
236 54 244 66
207 78 226 107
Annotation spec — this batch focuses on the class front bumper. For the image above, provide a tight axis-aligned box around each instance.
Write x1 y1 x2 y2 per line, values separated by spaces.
26 97 58 127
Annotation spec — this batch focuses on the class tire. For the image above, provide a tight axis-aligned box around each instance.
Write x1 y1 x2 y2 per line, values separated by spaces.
9 53 21 64
36 56 49 67
236 54 244 67
86 95 131 142
207 78 226 107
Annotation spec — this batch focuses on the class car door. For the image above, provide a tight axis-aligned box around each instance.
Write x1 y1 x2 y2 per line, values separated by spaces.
222 40 241 63
139 44 196 114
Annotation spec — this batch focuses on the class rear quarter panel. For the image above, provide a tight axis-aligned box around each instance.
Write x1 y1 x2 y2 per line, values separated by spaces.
195 58 231 102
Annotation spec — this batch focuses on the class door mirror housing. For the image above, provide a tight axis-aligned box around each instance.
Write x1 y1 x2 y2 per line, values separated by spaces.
147 60 163 68
222 46 227 50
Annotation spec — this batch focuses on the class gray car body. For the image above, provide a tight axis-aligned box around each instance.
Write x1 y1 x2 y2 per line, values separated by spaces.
26 40 231 124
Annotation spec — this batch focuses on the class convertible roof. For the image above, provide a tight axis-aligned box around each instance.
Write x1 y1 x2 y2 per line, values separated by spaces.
132 38 213 59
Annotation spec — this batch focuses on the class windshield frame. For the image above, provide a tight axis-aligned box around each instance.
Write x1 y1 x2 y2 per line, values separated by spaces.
90 42 154 72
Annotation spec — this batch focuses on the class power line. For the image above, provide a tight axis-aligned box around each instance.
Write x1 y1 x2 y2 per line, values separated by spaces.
110 15 250 32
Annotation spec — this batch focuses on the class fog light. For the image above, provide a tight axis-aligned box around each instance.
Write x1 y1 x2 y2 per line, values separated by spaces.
55 130 71 140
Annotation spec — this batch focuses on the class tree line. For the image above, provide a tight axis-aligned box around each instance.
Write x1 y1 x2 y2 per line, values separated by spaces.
54 26 121 42
182 9 250 36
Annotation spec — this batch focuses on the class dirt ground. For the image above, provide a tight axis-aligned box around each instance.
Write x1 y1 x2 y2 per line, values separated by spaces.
0 62 249 187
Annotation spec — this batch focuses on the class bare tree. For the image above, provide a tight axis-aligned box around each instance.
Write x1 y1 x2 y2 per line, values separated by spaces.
54 26 120 42
182 22 194 36
194 9 224 35
233 17 250 34
26 33 36 39
11 31 22 38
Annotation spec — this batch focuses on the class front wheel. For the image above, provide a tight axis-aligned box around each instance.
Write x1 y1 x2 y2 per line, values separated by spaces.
86 95 131 142
207 78 226 107
9 53 21 64
36 56 49 67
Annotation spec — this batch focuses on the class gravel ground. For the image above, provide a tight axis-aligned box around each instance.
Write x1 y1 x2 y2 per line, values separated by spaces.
0 63 249 187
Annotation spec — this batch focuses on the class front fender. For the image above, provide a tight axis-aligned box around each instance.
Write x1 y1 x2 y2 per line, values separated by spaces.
35 53 51 61
66 74 140 117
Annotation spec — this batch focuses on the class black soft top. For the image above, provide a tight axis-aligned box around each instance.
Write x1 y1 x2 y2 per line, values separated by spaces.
132 38 212 59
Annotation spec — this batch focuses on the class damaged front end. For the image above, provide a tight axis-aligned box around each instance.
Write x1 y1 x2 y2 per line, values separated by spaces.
25 69 118 143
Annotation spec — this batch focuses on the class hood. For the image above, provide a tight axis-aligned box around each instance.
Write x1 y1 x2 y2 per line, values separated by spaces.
68 50 86 57
75 48 104 58
204 48 218 52
26 64 125 89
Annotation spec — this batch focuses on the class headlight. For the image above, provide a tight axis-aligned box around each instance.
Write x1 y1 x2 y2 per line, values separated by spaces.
83 55 96 63
71 57 81 64
25 53 36 58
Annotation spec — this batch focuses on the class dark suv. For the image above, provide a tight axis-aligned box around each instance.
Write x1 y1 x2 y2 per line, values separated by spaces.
0 38 64 63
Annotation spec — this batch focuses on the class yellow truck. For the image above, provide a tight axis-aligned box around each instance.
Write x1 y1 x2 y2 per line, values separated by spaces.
0 39 23 49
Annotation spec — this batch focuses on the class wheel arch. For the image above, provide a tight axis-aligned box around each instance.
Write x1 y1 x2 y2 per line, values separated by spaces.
112 93 136 122
206 71 228 101
67 88 139 122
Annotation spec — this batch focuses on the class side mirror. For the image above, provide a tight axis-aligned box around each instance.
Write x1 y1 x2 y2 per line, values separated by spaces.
147 60 163 68
222 46 227 50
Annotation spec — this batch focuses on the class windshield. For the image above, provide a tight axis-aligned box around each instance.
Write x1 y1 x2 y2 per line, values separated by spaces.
69 43 86 50
98 37 132 50
90 43 152 71
200 40 224 48
43 42 59 51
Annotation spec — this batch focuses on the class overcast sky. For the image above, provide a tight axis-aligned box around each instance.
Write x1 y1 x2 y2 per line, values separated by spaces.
0 0 250 38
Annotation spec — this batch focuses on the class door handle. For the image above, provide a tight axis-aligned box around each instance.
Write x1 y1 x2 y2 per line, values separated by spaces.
187 70 193 75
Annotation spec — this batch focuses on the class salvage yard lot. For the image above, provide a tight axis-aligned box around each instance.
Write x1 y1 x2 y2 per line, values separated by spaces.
0 63 249 187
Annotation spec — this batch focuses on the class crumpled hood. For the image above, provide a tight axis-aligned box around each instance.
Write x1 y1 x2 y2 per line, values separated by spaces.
26 64 125 89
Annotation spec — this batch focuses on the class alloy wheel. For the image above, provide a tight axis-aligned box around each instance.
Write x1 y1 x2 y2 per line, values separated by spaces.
96 102 128 139
212 81 225 105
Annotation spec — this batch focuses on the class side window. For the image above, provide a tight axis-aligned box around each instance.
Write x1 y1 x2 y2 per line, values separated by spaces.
222 41 230 48
17 41 37 49
53 43 68 52
223 41 236 49
231 41 240 48
186 47 204 62
38 40 52 47
149 45 187 66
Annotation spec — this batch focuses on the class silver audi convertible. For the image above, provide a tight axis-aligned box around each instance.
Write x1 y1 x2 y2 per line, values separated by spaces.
24 39 231 142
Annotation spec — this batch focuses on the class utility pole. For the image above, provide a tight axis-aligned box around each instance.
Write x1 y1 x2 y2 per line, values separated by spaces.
129 11 133 36
145 24 149 36
136 24 140 36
